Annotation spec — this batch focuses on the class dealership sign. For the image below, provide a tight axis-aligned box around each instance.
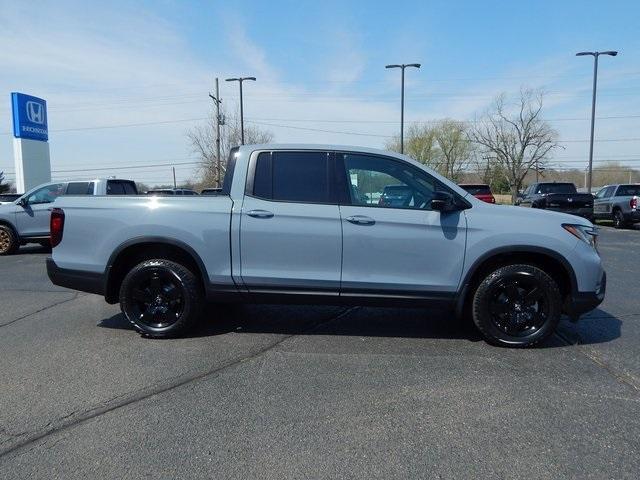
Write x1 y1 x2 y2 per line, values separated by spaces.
11 92 48 142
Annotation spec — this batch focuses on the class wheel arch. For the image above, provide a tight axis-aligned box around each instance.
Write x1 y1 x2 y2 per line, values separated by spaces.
455 246 577 318
104 237 209 304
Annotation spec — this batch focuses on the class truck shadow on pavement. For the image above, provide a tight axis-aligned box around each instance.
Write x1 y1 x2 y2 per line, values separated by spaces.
97 304 622 347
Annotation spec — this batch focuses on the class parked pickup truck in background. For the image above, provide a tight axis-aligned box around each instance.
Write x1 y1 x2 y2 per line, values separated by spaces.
47 144 606 347
516 182 594 221
593 184 640 229
0 178 138 254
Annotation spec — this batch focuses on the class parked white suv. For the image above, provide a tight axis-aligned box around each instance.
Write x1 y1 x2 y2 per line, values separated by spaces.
0 178 138 254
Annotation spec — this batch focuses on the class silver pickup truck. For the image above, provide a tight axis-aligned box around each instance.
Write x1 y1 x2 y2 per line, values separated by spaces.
47 144 606 347
593 184 640 228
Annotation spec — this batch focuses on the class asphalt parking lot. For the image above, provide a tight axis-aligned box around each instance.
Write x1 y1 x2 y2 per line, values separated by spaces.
1 226 639 479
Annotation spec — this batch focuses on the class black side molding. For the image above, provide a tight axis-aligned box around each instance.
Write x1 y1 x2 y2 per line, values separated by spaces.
46 257 105 296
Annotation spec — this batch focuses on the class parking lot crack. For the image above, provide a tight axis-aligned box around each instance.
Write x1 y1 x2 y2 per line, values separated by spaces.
0 306 356 462
0 293 82 328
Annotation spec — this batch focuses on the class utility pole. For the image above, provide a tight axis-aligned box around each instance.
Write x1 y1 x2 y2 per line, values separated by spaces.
209 78 223 187
576 50 618 193
385 63 421 154
172 166 176 188
226 76 256 145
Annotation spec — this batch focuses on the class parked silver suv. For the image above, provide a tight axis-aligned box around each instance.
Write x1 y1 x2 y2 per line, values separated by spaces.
593 184 640 228
0 178 138 254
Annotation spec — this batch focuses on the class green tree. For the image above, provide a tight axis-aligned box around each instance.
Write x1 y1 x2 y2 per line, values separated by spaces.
386 120 472 182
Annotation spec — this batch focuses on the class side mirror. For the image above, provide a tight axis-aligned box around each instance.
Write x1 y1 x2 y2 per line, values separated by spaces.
17 198 27 207
431 191 456 212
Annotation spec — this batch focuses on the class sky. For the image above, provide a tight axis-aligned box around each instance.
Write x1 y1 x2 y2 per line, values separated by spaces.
1 0 639 188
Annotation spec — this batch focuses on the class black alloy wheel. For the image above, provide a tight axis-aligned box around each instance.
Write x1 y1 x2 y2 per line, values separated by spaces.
472 264 562 347
119 259 203 338
613 210 626 229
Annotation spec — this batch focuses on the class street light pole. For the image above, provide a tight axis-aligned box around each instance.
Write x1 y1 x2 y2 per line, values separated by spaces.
385 63 421 154
576 50 618 193
225 76 256 145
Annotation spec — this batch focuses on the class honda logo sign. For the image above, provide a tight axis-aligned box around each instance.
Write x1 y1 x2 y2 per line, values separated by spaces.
11 92 48 142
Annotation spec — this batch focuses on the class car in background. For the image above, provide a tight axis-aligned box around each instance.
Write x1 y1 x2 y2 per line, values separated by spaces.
0 178 138 255
593 184 640 228
0 193 21 205
379 185 413 207
146 188 199 196
201 188 222 195
516 182 594 221
459 184 496 204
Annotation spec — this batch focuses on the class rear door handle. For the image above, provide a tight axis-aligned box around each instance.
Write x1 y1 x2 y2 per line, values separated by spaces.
346 215 375 226
247 209 274 219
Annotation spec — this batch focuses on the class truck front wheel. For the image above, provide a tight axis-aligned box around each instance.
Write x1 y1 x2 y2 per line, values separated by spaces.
119 259 203 338
471 264 562 347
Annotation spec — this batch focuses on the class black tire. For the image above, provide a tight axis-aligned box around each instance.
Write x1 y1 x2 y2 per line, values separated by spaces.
472 264 562 347
613 209 627 229
119 259 203 338
0 225 19 255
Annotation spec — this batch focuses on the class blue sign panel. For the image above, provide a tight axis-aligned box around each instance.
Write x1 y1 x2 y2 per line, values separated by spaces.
11 92 48 142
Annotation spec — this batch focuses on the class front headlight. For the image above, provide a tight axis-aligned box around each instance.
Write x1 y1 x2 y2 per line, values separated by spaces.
563 224 598 249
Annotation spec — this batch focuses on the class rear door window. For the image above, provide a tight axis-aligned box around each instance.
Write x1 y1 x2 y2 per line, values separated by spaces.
252 151 331 203
66 182 94 195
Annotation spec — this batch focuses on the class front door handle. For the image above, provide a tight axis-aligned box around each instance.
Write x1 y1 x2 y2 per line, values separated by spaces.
247 209 274 219
346 215 375 226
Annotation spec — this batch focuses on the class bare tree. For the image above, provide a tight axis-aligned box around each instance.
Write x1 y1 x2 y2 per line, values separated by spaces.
188 110 273 187
386 120 472 181
470 88 560 203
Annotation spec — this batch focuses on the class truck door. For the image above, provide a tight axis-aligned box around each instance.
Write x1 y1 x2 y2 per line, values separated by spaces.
337 153 467 296
594 186 614 218
239 150 342 294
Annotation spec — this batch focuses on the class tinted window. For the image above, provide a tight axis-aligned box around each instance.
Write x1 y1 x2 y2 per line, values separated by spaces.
253 151 330 203
594 187 608 199
66 182 94 195
535 183 577 194
341 154 442 210
616 185 640 196
26 183 66 205
107 180 137 195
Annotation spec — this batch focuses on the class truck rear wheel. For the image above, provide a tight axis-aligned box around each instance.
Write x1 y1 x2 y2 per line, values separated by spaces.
613 209 627 229
471 264 561 347
0 225 18 255
119 259 203 338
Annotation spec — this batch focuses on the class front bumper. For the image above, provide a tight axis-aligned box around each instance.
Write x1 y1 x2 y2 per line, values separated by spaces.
564 271 606 321
46 257 105 296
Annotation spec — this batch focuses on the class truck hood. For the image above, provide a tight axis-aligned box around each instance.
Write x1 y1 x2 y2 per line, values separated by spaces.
475 202 594 228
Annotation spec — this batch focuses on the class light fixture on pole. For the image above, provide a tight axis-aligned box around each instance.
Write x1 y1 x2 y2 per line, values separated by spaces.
225 76 256 145
385 63 421 154
576 50 618 193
